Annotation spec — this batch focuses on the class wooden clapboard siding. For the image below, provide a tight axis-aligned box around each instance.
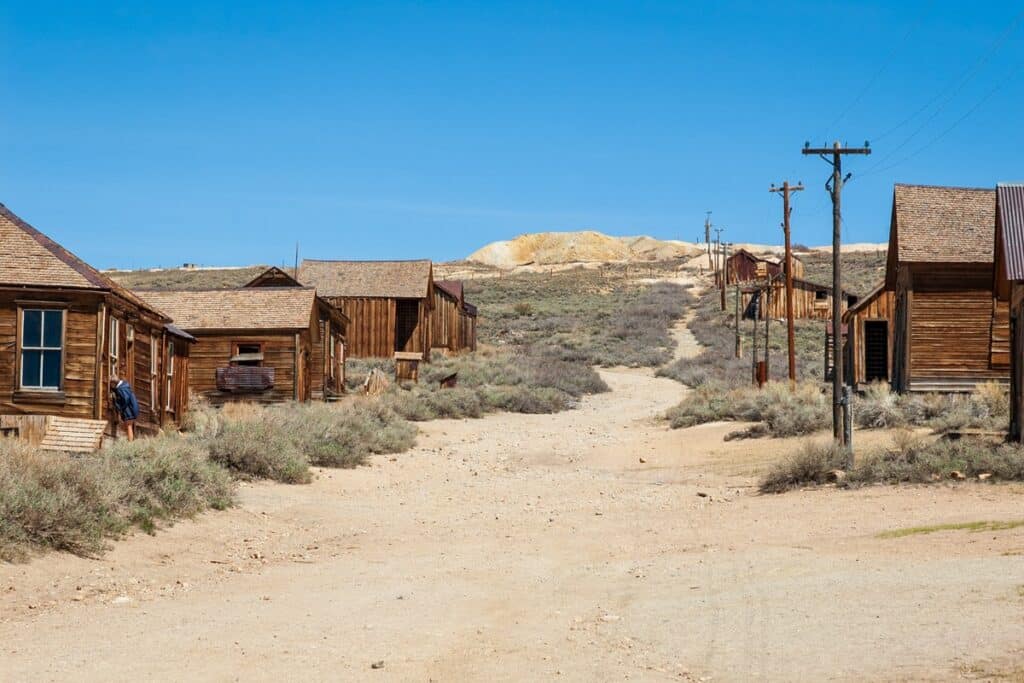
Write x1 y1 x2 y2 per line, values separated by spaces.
991 299 1011 369
332 296 431 360
741 280 846 321
844 286 895 388
186 332 302 405
911 290 992 373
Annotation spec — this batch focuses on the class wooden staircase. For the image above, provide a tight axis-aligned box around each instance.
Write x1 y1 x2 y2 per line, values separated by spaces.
37 417 106 453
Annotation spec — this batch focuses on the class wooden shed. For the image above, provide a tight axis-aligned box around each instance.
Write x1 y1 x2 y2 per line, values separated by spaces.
243 267 350 400
888 184 1008 392
431 280 477 353
138 287 347 404
740 277 849 321
0 203 192 448
995 183 1024 440
297 259 434 362
841 282 896 389
720 248 803 286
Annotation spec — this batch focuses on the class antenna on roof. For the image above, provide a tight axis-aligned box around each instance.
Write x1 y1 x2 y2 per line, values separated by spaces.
294 242 299 276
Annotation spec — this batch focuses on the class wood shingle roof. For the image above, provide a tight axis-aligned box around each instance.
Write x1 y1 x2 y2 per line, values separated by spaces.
0 203 170 319
137 288 318 331
298 259 432 299
893 184 996 263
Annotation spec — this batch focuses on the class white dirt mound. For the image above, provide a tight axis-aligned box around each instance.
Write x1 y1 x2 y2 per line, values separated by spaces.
467 231 703 268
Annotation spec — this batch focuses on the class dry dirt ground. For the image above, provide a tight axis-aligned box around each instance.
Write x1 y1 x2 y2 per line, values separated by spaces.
3 318 1024 681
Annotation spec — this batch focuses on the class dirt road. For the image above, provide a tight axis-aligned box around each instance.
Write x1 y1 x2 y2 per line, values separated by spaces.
3 351 1024 679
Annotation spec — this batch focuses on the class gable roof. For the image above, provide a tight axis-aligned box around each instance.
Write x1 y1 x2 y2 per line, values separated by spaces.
0 203 169 319
243 266 302 289
435 280 463 302
997 184 1024 281
136 287 318 331
298 259 432 299
892 184 995 263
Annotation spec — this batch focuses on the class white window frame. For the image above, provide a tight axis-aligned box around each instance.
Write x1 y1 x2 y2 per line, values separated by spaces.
165 341 175 412
108 316 120 379
150 334 159 410
329 333 336 379
19 308 65 391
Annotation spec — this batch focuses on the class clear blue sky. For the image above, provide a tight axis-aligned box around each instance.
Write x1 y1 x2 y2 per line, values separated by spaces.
2 1 1022 268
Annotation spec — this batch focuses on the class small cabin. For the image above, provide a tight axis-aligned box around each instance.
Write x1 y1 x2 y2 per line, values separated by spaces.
740 277 849 321
720 248 803 286
138 287 347 404
298 260 434 363
888 183 1008 393
431 280 478 353
841 283 896 390
0 203 193 449
995 183 1024 440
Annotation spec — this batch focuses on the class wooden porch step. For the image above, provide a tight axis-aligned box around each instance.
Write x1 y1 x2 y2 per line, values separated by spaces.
39 417 107 454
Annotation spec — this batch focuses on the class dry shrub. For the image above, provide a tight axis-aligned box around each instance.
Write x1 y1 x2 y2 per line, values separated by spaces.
760 440 847 493
760 432 1024 493
667 381 828 437
204 418 311 484
853 382 905 429
0 436 234 561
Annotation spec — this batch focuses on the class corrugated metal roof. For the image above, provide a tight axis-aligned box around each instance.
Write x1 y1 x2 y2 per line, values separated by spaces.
997 184 1024 281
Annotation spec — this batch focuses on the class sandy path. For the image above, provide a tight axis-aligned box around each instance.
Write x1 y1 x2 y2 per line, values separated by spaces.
3 313 1024 679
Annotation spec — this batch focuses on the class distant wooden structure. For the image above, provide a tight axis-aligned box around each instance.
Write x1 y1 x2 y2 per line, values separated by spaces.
719 248 804 286
138 286 347 404
243 267 349 399
298 260 435 362
432 280 478 353
741 277 849 321
0 203 193 445
995 183 1024 440
841 283 896 389
888 184 1008 392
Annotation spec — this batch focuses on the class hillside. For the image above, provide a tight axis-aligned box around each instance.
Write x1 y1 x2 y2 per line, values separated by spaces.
467 231 703 268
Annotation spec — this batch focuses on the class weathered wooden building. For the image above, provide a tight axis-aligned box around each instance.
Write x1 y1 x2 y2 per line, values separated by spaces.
720 248 804 286
0 203 192 449
242 267 350 399
888 184 1008 392
431 280 477 353
740 277 849 321
841 283 896 389
138 287 347 404
298 259 435 362
995 183 1024 440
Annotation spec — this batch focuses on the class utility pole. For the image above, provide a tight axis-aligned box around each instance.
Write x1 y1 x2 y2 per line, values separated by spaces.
720 240 729 311
705 212 713 270
751 289 760 385
734 283 741 358
764 279 771 381
802 141 871 451
770 180 805 389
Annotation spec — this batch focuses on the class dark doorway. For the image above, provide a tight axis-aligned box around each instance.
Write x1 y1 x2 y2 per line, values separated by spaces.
395 300 419 352
864 320 889 382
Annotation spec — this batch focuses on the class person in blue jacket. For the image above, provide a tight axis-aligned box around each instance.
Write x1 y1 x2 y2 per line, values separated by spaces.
110 378 140 441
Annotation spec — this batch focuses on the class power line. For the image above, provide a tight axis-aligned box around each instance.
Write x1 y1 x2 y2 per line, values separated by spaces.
868 5 1024 150
824 4 934 137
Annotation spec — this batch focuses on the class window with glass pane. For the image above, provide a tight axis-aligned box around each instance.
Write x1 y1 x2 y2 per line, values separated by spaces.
165 341 175 411
21 309 63 390
109 317 120 378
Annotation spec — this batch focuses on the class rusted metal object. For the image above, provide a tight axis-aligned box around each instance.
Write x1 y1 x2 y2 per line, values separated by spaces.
216 366 275 392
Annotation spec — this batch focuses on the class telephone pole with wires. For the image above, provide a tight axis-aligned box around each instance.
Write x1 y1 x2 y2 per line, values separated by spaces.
770 180 805 389
802 141 870 454
705 212 713 270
